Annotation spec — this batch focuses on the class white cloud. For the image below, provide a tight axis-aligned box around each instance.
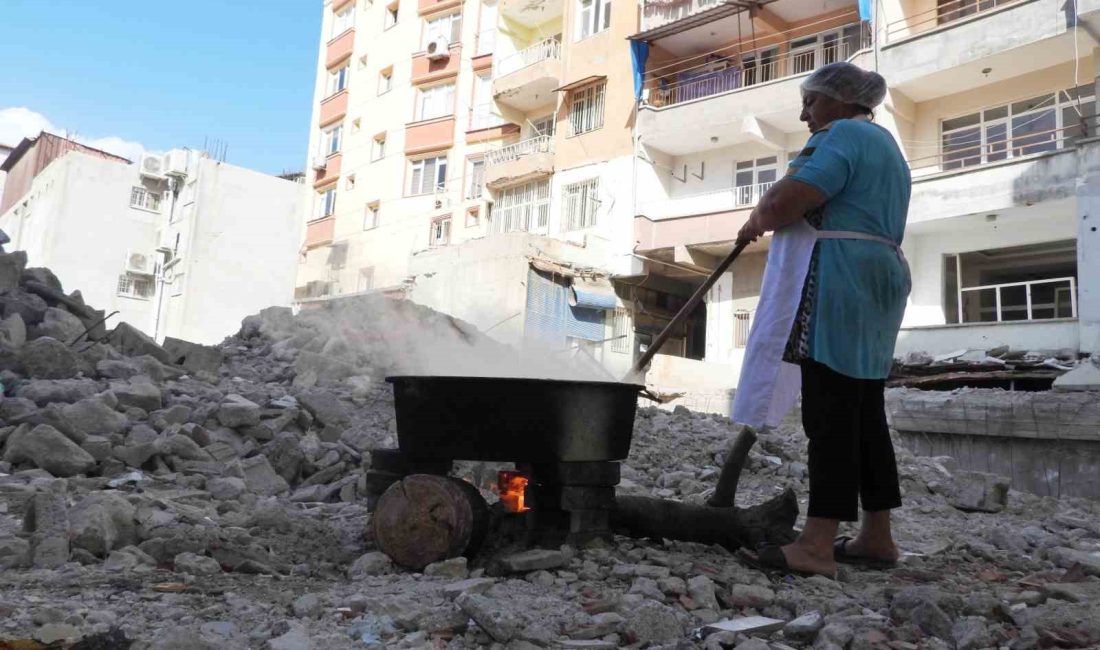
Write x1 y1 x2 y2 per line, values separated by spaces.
0 107 148 162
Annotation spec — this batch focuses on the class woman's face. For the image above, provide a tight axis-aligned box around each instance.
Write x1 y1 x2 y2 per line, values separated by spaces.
800 91 855 133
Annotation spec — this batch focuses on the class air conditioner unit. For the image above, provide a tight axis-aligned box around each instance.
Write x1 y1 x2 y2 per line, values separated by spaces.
140 154 165 179
311 155 328 171
125 250 153 275
426 36 450 60
163 150 189 177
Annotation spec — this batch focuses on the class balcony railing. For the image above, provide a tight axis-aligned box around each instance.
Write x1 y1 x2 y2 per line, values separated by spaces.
644 24 870 108
958 276 1077 323
493 38 561 78
485 135 554 167
639 181 775 217
884 0 1024 43
907 117 1092 177
641 0 722 32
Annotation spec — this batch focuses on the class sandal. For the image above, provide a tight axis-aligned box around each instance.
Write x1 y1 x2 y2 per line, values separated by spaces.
833 536 897 569
739 544 836 579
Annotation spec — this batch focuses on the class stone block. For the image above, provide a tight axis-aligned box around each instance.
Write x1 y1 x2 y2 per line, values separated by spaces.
238 455 289 496
0 251 27 292
2 290 47 325
0 313 26 348
3 424 96 477
107 322 172 364
162 337 224 376
32 308 85 344
948 471 1009 513
217 394 261 428
500 548 565 573
111 378 163 412
20 337 79 379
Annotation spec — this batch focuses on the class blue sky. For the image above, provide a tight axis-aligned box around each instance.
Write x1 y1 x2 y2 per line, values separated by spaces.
0 0 321 175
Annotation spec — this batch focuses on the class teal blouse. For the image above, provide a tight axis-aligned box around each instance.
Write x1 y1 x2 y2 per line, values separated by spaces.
788 118 911 380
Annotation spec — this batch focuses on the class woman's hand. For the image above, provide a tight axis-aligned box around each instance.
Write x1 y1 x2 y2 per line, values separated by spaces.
738 214 765 243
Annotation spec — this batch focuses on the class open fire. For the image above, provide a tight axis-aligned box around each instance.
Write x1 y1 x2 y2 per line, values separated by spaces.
497 470 530 513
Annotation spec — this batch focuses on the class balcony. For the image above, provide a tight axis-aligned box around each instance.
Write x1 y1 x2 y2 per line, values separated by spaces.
304 217 335 249
313 153 342 187
411 45 462 85
484 135 554 188
640 0 724 32
638 182 773 220
319 89 348 127
879 0 1080 101
418 0 461 16
492 39 563 112
405 116 456 155
638 23 869 155
326 28 355 69
906 121 1084 225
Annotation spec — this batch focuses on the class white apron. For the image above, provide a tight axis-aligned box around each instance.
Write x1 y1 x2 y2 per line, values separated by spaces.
730 224 908 429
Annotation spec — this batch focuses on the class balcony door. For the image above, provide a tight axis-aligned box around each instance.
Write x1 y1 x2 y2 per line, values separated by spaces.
734 156 778 207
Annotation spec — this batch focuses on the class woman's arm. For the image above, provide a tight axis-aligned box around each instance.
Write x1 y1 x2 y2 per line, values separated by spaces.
737 178 828 242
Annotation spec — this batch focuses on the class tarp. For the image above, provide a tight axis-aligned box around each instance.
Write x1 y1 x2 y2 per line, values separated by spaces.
630 40 650 101
858 0 872 21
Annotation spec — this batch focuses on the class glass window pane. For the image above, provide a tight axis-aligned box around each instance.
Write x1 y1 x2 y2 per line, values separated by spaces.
983 105 1008 121
1012 109 1057 156
985 123 1007 162
942 126 981 169
1012 94 1055 115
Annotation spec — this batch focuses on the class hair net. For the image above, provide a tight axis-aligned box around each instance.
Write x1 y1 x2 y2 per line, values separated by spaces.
800 62 887 110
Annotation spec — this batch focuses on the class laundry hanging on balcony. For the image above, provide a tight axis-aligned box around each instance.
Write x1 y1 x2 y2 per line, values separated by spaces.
630 41 649 101
858 0 872 22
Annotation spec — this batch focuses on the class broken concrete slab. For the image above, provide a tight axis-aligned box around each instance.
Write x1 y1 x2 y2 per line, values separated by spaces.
0 313 27 348
174 551 221 576
162 337 224 376
217 394 261 428
1 290 48 325
456 592 519 642
1048 547 1100 577
1052 358 1100 392
22 267 63 294
238 455 289 496
70 492 137 557
500 549 566 573
110 378 163 412
3 424 96 477
107 322 173 365
20 337 80 379
0 251 28 292
32 307 85 344
24 480 70 569
947 471 1010 513
61 396 129 438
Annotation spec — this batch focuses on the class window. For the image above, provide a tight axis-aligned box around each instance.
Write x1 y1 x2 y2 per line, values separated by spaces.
117 274 155 299
466 159 485 199
424 12 462 48
321 124 343 156
941 85 1095 170
378 67 393 94
418 83 456 121
329 65 350 95
562 178 600 231
466 207 480 227
611 308 630 353
385 2 399 28
319 187 337 217
569 82 606 136
408 155 447 195
531 114 556 137
129 187 161 212
576 0 611 39
346 174 356 190
430 216 452 246
372 133 386 161
477 0 497 55
358 267 375 292
364 202 380 229
945 241 1078 323
733 310 751 348
332 3 355 36
492 178 550 233
734 157 778 206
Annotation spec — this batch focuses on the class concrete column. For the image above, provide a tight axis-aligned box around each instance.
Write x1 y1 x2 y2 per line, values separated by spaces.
1075 136 1100 355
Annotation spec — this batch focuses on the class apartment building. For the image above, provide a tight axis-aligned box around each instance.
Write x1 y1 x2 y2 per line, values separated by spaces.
300 0 1100 407
625 0 1100 409
295 0 642 376
0 133 303 345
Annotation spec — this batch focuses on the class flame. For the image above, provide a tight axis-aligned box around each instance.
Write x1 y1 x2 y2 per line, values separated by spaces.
497 470 530 513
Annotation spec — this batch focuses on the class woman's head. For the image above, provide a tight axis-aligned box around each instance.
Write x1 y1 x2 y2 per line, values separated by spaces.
799 63 887 132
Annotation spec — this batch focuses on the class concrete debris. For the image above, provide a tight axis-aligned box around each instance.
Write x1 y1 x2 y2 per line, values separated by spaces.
0 264 1096 648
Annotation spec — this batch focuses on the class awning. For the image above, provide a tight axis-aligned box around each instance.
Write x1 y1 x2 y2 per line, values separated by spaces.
627 0 762 43
554 75 607 93
529 257 576 279
569 276 618 310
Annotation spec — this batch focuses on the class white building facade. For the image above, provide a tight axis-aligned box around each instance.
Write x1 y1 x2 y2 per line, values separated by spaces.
0 146 303 345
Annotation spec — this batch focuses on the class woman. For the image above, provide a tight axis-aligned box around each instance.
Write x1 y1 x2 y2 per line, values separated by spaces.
730 62 911 578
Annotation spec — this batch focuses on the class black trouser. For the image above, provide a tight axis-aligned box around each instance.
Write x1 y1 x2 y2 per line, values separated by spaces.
800 359 902 522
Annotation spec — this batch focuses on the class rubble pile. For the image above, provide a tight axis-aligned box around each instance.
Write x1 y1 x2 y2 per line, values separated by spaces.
0 250 1097 649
